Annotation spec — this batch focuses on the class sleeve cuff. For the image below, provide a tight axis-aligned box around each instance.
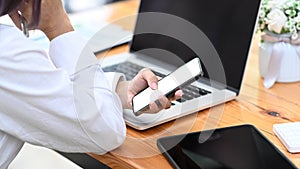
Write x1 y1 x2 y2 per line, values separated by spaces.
104 72 126 92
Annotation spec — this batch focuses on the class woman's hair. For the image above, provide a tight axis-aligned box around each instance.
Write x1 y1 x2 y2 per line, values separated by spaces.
0 0 41 27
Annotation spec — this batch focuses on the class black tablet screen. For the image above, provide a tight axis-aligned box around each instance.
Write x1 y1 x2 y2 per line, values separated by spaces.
157 125 297 169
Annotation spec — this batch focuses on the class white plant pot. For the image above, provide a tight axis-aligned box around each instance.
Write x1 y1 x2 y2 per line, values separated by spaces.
259 42 300 83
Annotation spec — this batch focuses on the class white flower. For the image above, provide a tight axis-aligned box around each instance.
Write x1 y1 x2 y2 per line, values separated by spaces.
266 8 288 33
258 0 300 38
291 32 298 40
259 10 266 18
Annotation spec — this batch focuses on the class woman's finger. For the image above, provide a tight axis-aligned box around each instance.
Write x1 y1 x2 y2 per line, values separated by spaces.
158 96 172 109
138 68 158 90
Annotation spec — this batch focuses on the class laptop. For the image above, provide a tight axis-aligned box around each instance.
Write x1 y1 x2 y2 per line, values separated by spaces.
100 0 261 130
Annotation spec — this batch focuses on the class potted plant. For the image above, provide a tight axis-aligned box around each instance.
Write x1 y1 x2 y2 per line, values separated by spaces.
258 0 300 88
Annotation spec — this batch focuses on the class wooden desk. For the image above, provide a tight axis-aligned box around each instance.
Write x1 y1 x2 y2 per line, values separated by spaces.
91 0 300 168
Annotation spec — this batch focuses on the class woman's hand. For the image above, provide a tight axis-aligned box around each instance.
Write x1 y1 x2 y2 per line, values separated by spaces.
9 0 74 40
117 68 183 114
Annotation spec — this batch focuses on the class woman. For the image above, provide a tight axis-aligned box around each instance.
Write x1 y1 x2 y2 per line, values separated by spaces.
0 0 182 167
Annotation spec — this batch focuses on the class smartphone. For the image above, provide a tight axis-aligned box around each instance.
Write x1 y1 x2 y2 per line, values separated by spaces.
132 57 203 116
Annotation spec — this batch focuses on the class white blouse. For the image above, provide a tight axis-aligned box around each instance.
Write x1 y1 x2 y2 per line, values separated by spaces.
0 24 126 168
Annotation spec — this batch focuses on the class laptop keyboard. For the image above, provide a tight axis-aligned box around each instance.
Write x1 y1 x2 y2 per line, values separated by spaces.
102 61 211 103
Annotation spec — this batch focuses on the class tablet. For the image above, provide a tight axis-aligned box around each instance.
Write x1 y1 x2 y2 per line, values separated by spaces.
157 124 297 169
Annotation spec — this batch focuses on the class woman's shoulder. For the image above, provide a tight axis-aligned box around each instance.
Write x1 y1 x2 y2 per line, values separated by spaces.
1 24 28 39
0 24 49 66
0 24 44 52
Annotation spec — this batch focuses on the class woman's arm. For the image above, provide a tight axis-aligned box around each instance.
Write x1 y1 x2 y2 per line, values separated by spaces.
0 26 126 153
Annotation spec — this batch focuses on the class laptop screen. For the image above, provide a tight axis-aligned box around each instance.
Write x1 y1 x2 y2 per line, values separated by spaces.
130 0 261 92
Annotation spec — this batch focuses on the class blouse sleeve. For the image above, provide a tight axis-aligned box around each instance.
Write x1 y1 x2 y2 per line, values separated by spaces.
0 28 126 154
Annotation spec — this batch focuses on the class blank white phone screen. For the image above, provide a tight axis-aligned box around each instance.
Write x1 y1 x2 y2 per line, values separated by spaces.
132 57 202 113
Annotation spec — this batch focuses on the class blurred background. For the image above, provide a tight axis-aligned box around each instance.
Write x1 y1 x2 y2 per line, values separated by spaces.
63 0 123 13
